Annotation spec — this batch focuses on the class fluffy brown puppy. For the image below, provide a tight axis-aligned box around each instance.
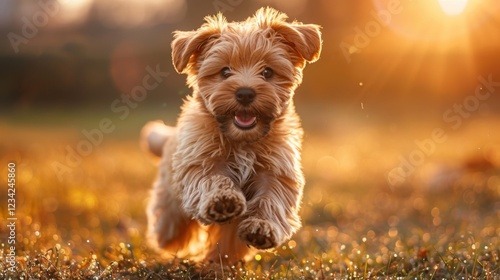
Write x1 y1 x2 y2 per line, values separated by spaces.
142 7 322 263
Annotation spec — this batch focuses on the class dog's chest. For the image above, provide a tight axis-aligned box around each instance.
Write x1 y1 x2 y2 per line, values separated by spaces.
227 146 257 186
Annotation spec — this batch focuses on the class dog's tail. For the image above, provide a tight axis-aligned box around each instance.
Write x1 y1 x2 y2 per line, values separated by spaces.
140 121 175 158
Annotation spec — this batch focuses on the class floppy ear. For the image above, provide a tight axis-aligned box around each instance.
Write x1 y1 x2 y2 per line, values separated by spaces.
171 15 225 73
274 23 322 63
171 30 215 73
253 7 322 63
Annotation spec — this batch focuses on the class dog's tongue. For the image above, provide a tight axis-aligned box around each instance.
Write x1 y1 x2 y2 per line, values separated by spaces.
234 112 257 128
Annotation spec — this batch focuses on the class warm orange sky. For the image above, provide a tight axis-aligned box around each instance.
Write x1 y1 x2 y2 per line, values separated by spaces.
1 0 499 110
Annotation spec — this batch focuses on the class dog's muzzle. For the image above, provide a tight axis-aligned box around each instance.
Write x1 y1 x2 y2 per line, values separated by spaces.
234 88 257 129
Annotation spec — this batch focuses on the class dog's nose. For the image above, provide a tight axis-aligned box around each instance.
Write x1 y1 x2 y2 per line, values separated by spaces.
235 88 256 105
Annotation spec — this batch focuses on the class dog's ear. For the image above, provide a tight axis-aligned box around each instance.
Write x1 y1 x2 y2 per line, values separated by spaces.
254 7 322 64
171 15 226 74
274 23 322 63
171 30 215 73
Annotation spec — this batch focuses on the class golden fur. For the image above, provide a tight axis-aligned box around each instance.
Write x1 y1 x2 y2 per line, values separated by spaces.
142 7 322 263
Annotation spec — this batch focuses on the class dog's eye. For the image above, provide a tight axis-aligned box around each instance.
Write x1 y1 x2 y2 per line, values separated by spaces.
262 67 274 79
221 67 232 79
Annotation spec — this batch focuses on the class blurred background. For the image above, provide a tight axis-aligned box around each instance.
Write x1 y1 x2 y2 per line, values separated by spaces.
0 0 499 268
1 0 500 111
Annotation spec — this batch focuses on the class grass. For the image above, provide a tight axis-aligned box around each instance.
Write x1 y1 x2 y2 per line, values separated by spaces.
0 107 499 279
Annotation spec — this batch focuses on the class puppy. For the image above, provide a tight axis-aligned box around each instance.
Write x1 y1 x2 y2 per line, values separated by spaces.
142 7 322 263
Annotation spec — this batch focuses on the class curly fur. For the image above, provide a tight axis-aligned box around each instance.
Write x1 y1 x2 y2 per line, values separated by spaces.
143 7 322 263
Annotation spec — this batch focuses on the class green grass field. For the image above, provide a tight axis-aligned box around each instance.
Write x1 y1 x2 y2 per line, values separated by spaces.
1 107 499 279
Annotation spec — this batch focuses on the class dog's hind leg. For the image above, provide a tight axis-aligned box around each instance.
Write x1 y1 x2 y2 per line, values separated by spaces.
147 176 204 256
203 221 255 264
145 122 205 257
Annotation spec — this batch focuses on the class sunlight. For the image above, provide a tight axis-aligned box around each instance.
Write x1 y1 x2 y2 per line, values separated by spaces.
57 0 93 25
96 0 186 28
367 0 482 98
437 0 468 15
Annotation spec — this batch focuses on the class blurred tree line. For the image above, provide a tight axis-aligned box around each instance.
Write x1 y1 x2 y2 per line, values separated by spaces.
1 0 499 114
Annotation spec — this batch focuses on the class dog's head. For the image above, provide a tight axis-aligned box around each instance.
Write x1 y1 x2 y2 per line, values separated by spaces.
171 7 322 142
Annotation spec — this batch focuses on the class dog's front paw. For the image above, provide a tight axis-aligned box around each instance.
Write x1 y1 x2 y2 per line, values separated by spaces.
238 218 283 249
198 175 246 224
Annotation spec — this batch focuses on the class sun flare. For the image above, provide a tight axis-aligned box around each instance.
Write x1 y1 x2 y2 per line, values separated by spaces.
437 0 468 15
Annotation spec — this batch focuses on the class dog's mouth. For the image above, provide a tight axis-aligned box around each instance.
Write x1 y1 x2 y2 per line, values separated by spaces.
234 111 257 129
